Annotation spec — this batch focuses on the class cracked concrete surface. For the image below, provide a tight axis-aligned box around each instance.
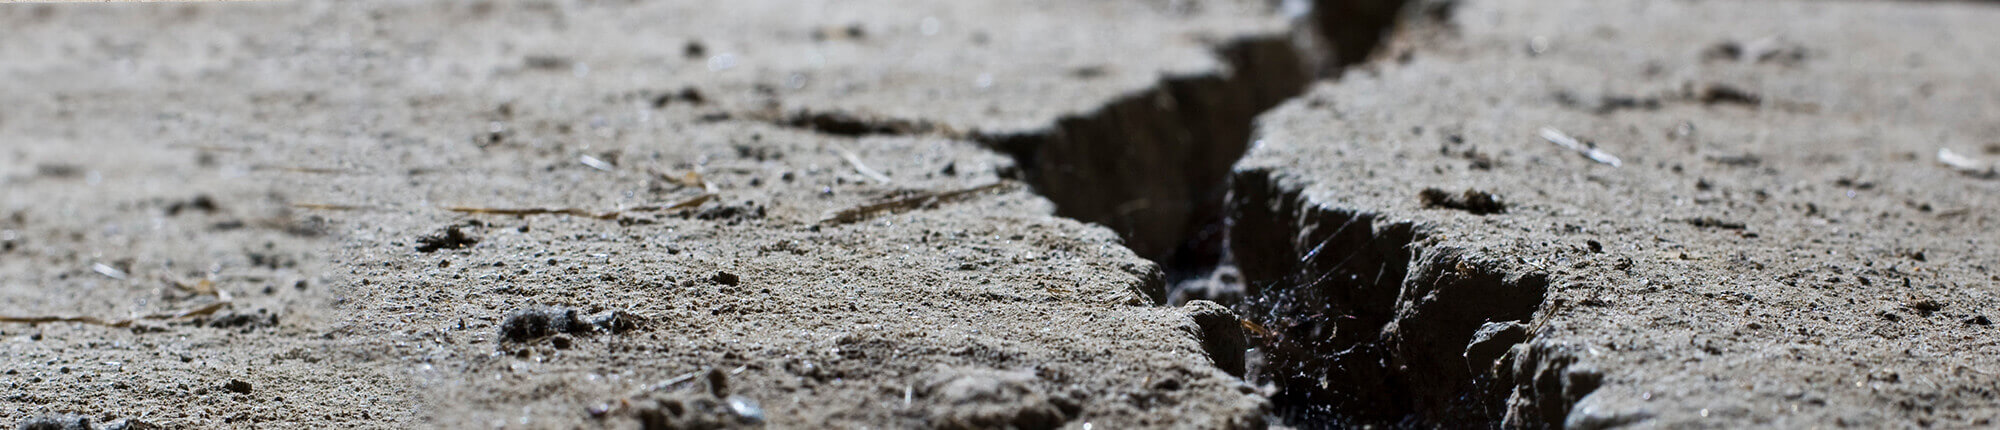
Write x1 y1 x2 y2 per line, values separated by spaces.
2 0 1304 427
1238 0 2000 427
4 0 1999 428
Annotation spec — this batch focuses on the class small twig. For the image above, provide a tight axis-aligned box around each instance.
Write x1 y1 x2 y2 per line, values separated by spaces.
1540 127 1622 167
1 300 230 328
821 181 1015 225
832 145 892 184
446 194 715 221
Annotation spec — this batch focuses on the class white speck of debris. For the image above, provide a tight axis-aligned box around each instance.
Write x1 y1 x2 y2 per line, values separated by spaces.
706 53 737 72
1937 148 1996 178
1540 127 1622 167
92 263 127 280
920 17 941 36
579 154 615 172
1529 36 1551 55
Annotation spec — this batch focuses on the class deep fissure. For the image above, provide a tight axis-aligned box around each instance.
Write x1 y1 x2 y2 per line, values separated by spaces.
976 0 1574 428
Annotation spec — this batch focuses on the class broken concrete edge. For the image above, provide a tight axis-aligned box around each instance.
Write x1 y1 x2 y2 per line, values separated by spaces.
1228 166 1581 427
973 0 1414 284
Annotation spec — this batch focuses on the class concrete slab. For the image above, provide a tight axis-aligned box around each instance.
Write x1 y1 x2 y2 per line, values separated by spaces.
1235 0 2000 427
0 0 1318 427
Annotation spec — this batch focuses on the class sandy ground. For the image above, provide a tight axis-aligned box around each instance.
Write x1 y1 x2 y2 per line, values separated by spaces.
4 0 1999 428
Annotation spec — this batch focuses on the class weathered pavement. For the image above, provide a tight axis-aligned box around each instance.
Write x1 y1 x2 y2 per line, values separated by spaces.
1 0 1326 428
1235 0 2000 427
7 0 2000 428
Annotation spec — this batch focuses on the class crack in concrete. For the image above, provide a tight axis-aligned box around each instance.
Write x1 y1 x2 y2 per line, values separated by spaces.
735 1 1570 427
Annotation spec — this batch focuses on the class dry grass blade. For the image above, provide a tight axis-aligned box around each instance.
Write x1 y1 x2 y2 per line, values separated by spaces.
832 144 892 184
1540 127 1622 167
821 181 1015 225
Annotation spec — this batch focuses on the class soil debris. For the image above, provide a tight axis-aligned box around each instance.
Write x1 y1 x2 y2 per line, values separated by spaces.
199 308 279 330
782 110 938 137
820 182 1017 225
1704 38 1807 66
1679 216 1746 230
1419 188 1507 214
164 194 220 216
652 88 706 108
498 307 644 342
1694 83 1761 107
1703 153 1762 167
414 225 480 253
497 307 593 342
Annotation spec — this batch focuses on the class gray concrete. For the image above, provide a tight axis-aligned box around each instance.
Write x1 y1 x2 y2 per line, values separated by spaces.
1235 0 2000 426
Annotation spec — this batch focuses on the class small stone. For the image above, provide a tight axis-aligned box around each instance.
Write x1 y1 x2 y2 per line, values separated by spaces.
725 395 765 424
1418 188 1507 214
414 225 479 253
223 379 253 394
923 366 1070 430
549 334 573 349
711 271 740 286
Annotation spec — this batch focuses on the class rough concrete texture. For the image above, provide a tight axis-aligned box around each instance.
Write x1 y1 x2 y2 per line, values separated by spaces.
1235 0 2000 427
0 0 1309 427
